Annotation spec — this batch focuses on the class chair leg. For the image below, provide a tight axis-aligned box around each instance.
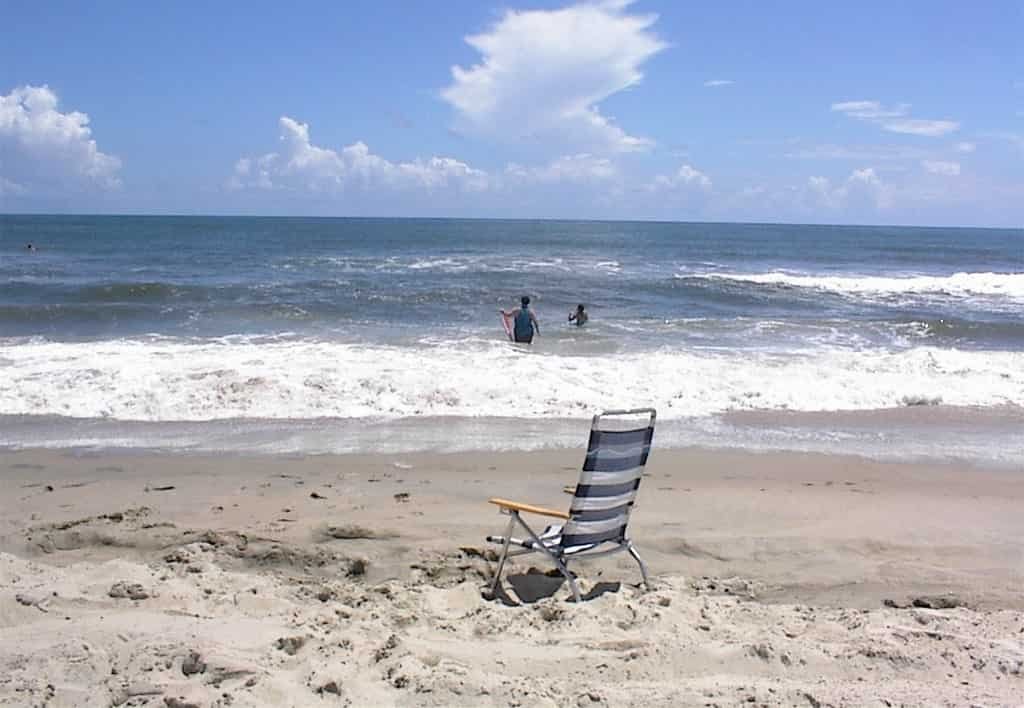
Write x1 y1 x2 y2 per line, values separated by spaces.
488 514 517 595
514 520 581 603
627 542 649 589
554 557 581 603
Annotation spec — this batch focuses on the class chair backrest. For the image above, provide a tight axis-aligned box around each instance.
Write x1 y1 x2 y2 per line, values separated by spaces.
560 408 656 549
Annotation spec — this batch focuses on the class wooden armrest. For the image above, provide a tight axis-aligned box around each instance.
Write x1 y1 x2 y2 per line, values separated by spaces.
488 497 570 520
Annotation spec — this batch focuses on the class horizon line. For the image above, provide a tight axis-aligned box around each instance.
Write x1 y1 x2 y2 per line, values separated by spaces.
2 212 1019 231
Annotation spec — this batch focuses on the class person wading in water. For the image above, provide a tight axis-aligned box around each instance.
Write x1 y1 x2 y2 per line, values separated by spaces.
568 303 588 327
501 295 540 344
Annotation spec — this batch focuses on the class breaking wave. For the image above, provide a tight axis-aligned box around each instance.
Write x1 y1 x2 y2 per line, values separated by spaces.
698 271 1024 300
0 337 1020 422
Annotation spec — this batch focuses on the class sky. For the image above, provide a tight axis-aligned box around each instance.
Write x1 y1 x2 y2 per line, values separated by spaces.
1 0 1022 226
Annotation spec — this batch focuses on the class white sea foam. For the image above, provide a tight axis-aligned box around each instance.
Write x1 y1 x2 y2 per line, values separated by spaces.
0 338 1021 422
407 257 468 271
697 270 1024 299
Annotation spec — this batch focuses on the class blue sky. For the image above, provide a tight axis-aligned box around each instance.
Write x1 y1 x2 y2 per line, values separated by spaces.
1 0 1022 226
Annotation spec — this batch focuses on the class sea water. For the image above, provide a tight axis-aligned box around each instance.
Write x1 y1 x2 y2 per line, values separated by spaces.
1 215 1021 464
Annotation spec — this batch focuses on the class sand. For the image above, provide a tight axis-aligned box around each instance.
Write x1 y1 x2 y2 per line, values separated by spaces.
0 447 1022 707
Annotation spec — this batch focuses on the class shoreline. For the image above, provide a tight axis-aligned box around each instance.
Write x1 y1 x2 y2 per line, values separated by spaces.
2 402 1022 469
2 446 1022 705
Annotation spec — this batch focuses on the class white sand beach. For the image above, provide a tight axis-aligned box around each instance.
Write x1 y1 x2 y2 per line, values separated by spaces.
1 447 1022 707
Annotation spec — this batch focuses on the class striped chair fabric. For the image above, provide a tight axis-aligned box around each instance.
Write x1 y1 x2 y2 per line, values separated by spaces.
561 425 654 549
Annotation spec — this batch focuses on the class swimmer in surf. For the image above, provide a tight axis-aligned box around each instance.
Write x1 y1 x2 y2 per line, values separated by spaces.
568 303 588 327
501 295 540 344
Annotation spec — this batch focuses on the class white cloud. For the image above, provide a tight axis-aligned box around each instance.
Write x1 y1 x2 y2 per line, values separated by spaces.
0 84 121 194
921 160 961 176
807 176 837 208
784 143 929 161
830 100 909 120
718 163 991 220
832 99 959 137
649 163 712 190
505 153 617 184
953 141 976 153
882 119 959 137
229 116 489 193
440 0 666 154
703 79 734 87
0 175 27 195
808 167 892 209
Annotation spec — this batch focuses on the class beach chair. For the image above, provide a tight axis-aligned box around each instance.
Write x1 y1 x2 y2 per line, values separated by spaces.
485 408 656 602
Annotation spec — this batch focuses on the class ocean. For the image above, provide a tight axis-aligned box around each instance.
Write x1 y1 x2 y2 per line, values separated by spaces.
1 215 1022 464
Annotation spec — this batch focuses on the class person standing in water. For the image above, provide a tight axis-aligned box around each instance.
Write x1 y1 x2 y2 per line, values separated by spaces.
568 303 588 327
501 295 540 344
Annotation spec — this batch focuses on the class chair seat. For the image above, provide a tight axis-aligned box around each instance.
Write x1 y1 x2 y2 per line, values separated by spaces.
501 524 602 556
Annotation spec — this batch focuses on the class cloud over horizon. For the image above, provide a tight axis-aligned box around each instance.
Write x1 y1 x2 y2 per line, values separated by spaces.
649 163 712 191
224 108 1012 223
228 117 489 194
0 85 122 195
230 117 626 199
808 168 892 210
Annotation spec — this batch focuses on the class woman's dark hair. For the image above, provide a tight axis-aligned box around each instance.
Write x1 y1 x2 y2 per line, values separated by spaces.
577 303 585 311
521 295 530 306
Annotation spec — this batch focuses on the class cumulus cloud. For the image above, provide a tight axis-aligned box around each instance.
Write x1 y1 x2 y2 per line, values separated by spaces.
649 163 712 191
0 84 121 194
504 153 617 184
703 79 734 87
721 166 957 219
808 167 892 209
831 99 959 137
441 0 666 154
229 116 489 193
921 160 961 176
953 141 976 153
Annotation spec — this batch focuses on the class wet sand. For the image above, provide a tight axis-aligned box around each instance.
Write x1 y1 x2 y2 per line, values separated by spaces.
1 447 1022 706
